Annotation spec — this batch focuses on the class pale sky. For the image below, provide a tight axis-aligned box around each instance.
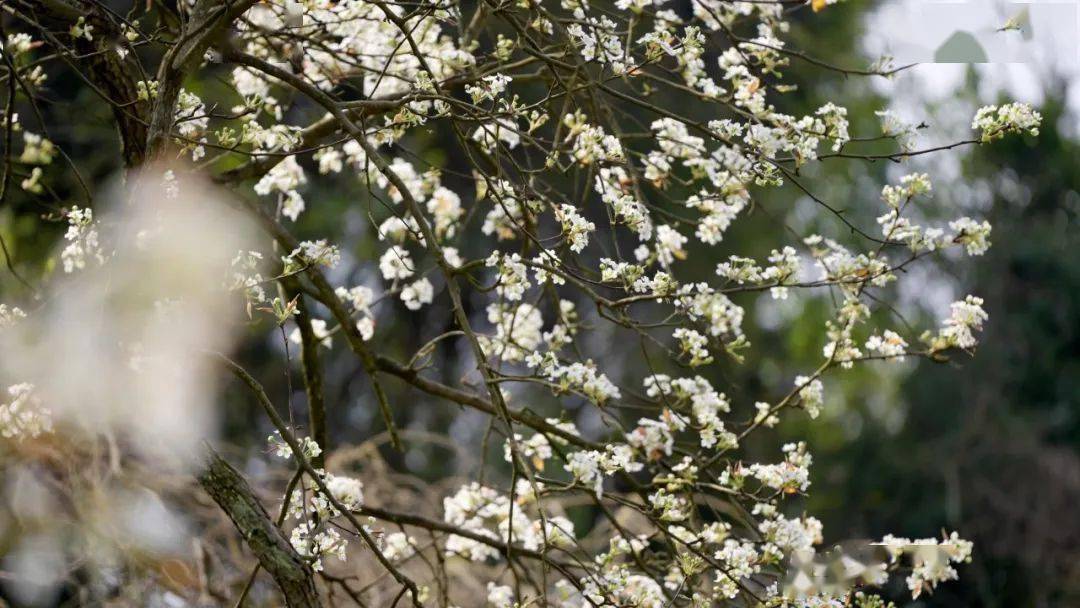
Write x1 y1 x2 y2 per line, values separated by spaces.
864 0 1080 137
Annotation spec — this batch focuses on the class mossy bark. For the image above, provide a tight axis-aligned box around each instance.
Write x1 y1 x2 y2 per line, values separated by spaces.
197 447 321 607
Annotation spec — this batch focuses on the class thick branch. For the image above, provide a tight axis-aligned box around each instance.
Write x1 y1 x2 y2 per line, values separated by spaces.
215 352 423 606
197 446 321 608
145 0 258 158
13 0 150 165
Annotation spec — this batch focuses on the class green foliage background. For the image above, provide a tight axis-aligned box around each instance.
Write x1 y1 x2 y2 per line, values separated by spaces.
754 4 1080 607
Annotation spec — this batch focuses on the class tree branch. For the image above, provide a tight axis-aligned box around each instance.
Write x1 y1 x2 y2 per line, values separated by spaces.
197 446 321 608
12 0 150 165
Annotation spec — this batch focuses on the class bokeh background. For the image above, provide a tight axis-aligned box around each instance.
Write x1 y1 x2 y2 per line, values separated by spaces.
1 1 1076 606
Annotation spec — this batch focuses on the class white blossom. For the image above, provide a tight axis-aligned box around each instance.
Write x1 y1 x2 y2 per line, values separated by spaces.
61 207 105 273
400 277 434 310
0 384 53 440
379 246 415 280
291 523 347 571
972 102 1041 142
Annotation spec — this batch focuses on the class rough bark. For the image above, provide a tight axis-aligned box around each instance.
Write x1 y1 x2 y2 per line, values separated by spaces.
144 0 258 158
197 446 321 608
13 0 151 165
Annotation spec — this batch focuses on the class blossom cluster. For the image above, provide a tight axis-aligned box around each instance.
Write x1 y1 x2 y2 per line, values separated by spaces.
972 102 1042 142
0 383 53 441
